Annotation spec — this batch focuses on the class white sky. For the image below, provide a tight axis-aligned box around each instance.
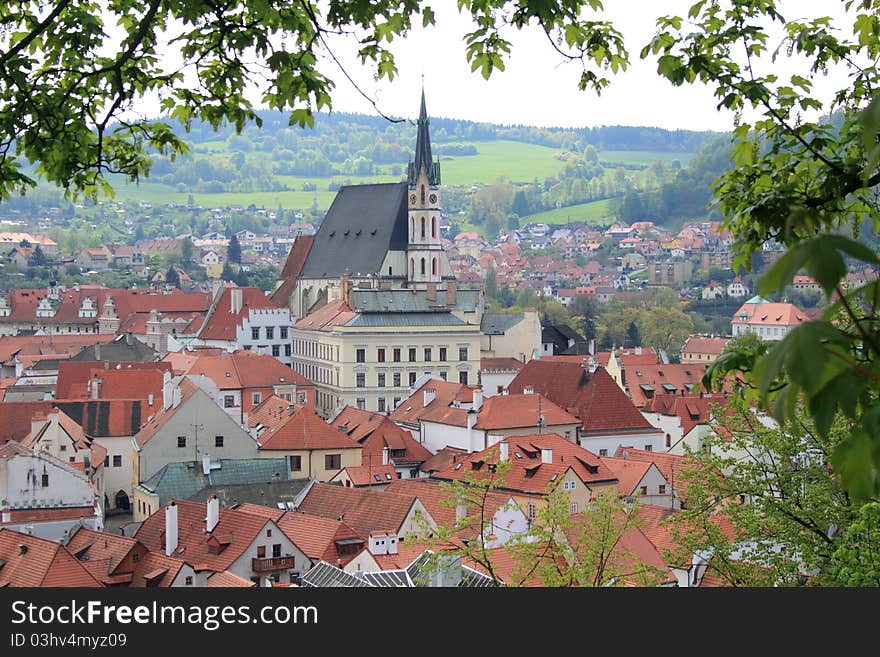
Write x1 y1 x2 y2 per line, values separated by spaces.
309 0 856 132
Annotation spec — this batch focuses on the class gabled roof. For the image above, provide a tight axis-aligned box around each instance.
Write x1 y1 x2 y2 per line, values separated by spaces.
133 378 200 447
732 299 807 326
207 570 256 587
360 417 432 465
293 298 356 332
432 433 618 496
134 499 282 572
0 400 54 444
681 335 730 355
298 182 409 279
389 379 476 427
480 313 524 335
251 404 361 452
296 482 430 539
184 350 310 390
600 457 661 496
329 405 387 442
419 446 468 475
138 457 290 503
509 361 656 435
196 287 281 341
0 528 103 587
613 447 708 501
53 398 145 438
335 463 398 486
625 363 712 409
474 394 579 431
56 361 172 400
644 393 734 437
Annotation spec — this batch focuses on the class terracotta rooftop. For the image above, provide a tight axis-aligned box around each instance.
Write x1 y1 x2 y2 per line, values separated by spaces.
432 433 618 496
336 463 398 486
613 446 709 502
296 482 429 539
133 378 200 447
474 394 579 431
269 236 314 306
252 404 361 451
600 457 658 496
479 357 525 372
732 299 807 326
207 570 256 587
56 361 172 400
390 379 477 428
360 417 432 466
329 406 387 442
292 298 357 332
184 350 310 390
625 364 713 409
681 335 731 356
419 446 468 475
0 400 54 444
196 287 282 341
0 528 103 587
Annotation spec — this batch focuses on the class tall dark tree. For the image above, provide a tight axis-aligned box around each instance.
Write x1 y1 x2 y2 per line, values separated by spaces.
27 244 46 267
220 262 236 283
165 265 180 288
227 234 242 264
625 321 640 349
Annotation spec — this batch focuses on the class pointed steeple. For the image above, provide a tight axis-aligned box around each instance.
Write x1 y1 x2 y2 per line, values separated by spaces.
408 87 440 187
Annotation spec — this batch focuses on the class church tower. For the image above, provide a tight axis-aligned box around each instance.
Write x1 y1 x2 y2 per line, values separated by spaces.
406 89 443 287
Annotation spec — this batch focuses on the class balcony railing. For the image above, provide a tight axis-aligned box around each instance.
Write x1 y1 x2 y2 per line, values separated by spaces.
252 556 297 572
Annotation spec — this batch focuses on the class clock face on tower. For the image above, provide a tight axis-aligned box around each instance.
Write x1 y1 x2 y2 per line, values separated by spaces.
429 193 437 204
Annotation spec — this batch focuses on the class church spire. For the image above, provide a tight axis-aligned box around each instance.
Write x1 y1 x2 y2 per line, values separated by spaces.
408 87 440 187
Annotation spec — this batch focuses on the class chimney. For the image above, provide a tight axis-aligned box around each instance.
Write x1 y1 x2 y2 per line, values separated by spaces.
162 372 173 410
94 342 101 361
382 447 389 465
541 448 553 464
165 502 179 556
387 534 399 555
368 532 388 556
423 388 436 407
148 393 154 407
92 376 102 400
202 455 212 475
499 441 509 462
230 287 243 314
455 497 468 523
472 388 483 412
1 507 10 523
523 386 534 395
426 281 437 301
206 495 220 533
447 280 457 305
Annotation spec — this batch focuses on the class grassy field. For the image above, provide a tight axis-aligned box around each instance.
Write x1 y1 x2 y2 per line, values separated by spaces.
522 199 615 225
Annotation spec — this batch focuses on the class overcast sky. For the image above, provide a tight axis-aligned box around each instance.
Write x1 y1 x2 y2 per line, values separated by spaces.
311 0 854 132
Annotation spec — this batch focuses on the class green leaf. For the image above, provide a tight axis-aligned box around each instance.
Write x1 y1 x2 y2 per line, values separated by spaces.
831 430 877 500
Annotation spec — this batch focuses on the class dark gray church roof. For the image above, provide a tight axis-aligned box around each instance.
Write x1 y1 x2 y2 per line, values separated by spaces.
298 182 408 279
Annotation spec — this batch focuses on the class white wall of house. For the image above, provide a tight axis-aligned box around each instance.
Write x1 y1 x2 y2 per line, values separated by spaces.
0 450 96 515
236 307 292 366
93 435 136 509
480 371 517 397
342 549 382 573
578 431 666 458
421 420 581 454
226 520 310 586
136 389 259 483
641 411 684 453
486 498 530 548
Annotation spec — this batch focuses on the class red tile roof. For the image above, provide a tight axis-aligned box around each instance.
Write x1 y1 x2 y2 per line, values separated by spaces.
479 357 525 372
330 406 386 442
432 433 618 496
292 298 356 332
4 507 96 525
296 482 427 539
474 394 579 431
419 446 468 474
361 417 432 465
269 236 314 306
0 400 54 444
252 404 361 451
207 570 256 587
53 399 145 438
134 499 280 572
644 393 734 437
196 287 281 341
184 350 310 390
390 379 477 428
336 464 398 486
681 335 731 356
600 457 656 496
613 447 708 501
732 300 807 326
509 361 657 435
56 361 172 400
134 379 200 447
0 528 103 587
0 334 116 365
625 363 712 409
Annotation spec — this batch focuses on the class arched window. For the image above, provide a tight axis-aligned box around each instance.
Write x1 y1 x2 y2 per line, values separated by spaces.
411 217 415 238
432 257 437 276
420 258 426 275
432 216 437 238
421 217 426 239
410 258 414 274
421 185 426 204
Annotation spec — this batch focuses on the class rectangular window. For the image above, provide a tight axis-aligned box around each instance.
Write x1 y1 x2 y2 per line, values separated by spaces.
393 372 401 387
185 576 193 586
393 348 401 362
356 372 366 388
658 484 667 494
640 486 648 496
272 344 280 357
356 348 366 363
104 455 109 467
599 449 607 457
527 503 536 521
325 454 341 470
424 348 432 362
393 397 401 409
377 348 386 363
224 395 235 408
265 326 274 340
459 371 468 385
215 436 224 447
377 372 386 387
177 436 186 448
409 372 417 386
252 392 262 405
356 398 366 410
257 546 266 558
378 398 386 413
570 504 578 514
251 327 260 340
459 347 468 361
272 544 282 558
439 347 447 362
41 473 49 487
284 344 291 357
439 371 447 381
113 455 122 467
280 326 288 340
644 444 652 452
290 455 302 471
408 348 417 362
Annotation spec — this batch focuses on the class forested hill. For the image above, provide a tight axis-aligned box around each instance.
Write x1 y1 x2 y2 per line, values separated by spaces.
167 109 721 154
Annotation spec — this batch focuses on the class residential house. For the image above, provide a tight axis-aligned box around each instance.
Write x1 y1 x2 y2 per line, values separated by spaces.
507 359 664 456
540 325 584 357
183 349 314 424
726 277 749 298
135 498 310 586
479 310 541 362
76 247 112 270
431 433 619 523
680 335 730 364
600 456 676 507
0 527 103 587
248 396 362 481
0 442 100 541
624 363 711 409
0 232 58 255
641 393 733 455
731 296 807 341
133 378 260 488
479 357 524 397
